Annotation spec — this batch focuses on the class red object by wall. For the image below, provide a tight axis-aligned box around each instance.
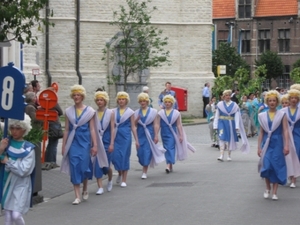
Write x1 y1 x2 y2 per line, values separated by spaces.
171 86 187 111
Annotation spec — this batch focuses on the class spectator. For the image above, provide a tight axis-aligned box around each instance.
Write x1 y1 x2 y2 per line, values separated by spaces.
142 86 153 108
158 82 178 109
231 89 240 104
202 82 210 118
24 92 43 128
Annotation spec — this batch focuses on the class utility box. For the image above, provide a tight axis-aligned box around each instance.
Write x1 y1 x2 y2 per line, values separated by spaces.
171 86 187 111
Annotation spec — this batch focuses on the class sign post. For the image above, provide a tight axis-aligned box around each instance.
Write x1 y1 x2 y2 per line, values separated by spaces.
32 68 40 80
217 65 226 77
0 62 26 137
36 89 58 163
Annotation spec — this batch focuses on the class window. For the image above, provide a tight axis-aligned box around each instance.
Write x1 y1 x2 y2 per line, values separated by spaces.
278 29 290 52
238 0 251 18
278 65 290 89
218 30 229 47
241 30 251 53
258 30 270 53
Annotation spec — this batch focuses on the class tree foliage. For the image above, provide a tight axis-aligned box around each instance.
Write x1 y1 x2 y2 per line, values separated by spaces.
212 42 249 77
290 67 300 84
255 50 283 80
0 0 54 45
293 59 300 69
212 65 267 99
102 0 170 91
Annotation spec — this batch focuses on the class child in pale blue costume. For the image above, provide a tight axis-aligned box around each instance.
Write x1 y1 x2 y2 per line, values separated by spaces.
0 114 35 225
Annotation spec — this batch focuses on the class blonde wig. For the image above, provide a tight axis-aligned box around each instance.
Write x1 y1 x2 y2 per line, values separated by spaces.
137 92 150 102
264 90 280 106
290 84 300 92
94 91 109 104
287 89 300 99
116 91 130 104
70 84 86 99
223 89 232 96
163 95 176 104
280 94 289 103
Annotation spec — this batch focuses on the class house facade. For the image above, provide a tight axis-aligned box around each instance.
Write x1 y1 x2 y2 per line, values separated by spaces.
0 0 214 116
213 0 300 89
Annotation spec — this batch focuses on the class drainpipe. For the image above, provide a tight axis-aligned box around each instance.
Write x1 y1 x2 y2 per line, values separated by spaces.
76 0 82 84
45 1 52 87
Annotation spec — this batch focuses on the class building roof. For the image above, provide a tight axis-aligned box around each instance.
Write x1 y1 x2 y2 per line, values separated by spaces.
213 0 235 19
255 0 298 17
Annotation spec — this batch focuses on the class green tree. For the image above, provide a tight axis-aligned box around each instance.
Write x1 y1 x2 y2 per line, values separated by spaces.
0 0 54 45
290 67 300 84
255 50 284 80
102 0 170 91
293 58 300 69
212 42 249 77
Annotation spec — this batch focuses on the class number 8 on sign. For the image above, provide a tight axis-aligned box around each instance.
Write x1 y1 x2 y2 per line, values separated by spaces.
1 76 15 110
0 63 26 120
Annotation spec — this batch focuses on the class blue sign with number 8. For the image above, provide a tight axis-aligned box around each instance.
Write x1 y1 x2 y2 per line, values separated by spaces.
0 62 26 120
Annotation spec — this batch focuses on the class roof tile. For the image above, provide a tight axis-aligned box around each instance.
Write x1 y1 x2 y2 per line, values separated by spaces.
213 0 235 19
255 0 298 17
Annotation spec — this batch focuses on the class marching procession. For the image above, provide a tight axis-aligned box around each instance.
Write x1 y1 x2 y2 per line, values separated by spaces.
2 81 300 224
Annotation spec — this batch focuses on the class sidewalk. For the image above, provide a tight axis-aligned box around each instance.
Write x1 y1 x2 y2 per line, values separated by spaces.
38 117 208 202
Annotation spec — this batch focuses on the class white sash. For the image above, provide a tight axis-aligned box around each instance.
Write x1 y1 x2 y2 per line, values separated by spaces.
61 106 108 175
134 108 166 167
258 110 285 172
158 109 195 161
98 108 112 136
280 108 300 177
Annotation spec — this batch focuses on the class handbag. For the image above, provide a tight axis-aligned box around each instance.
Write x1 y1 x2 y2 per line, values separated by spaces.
48 122 63 139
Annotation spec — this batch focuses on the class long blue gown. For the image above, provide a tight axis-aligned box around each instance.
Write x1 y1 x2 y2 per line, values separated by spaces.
137 109 154 166
160 110 176 164
94 110 111 178
289 108 300 161
260 114 287 185
68 108 93 184
112 109 132 171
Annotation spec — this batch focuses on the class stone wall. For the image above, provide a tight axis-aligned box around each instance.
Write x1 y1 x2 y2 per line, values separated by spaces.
22 0 214 116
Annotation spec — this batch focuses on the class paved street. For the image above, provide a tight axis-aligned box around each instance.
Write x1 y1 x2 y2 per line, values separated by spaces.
23 124 300 225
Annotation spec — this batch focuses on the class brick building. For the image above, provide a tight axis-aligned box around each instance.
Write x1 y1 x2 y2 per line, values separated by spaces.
0 0 214 117
213 0 300 89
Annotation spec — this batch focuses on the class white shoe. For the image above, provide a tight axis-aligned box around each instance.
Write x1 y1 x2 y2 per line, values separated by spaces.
72 198 81 205
96 188 104 195
82 191 89 200
272 194 278 200
107 181 113 192
263 190 270 199
116 175 122 184
227 156 232 161
141 173 147 179
120 182 127 187
217 156 224 161
290 183 296 188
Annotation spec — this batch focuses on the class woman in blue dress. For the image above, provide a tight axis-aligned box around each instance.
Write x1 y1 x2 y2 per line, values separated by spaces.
258 90 289 200
157 95 195 173
112 92 139 188
281 90 300 188
94 91 115 194
135 92 164 179
61 85 108 205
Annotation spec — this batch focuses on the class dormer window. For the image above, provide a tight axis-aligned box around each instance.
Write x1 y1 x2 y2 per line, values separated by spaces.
238 0 251 18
